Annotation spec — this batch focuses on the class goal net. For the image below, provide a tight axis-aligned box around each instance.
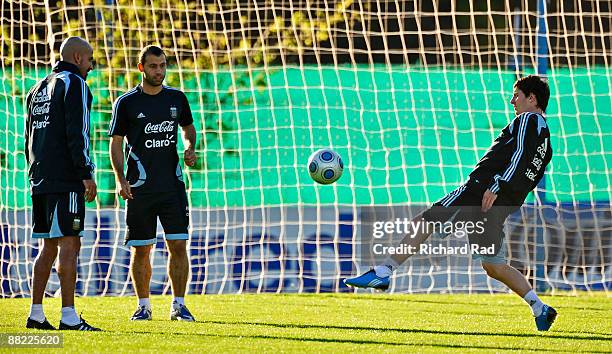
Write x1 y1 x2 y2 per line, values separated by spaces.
1 0 610 296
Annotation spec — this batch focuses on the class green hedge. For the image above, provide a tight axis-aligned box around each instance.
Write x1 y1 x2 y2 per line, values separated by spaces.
1 66 610 208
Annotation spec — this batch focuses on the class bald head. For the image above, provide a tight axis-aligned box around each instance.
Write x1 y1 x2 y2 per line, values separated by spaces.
60 37 92 61
59 37 94 78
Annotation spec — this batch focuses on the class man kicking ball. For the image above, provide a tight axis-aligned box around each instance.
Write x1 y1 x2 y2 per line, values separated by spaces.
345 75 557 332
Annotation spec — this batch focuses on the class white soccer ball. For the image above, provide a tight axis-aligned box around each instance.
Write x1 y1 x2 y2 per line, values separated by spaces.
307 148 344 185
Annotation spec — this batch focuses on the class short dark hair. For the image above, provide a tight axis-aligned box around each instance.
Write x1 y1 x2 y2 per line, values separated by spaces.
514 75 550 112
139 45 165 64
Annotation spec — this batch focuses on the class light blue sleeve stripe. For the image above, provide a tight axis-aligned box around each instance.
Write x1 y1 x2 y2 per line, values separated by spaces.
57 71 71 100
492 113 530 192
442 185 467 207
438 189 456 205
490 175 501 194
108 97 120 135
502 113 530 180
109 88 137 135
79 79 94 173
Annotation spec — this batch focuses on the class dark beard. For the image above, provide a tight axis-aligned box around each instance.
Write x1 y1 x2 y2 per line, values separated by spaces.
144 76 163 87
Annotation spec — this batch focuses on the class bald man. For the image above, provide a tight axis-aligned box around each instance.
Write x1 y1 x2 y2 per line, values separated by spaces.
24 36 100 331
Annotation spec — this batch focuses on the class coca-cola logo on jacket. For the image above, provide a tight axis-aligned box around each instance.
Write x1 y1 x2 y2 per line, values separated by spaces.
32 102 50 115
144 121 175 134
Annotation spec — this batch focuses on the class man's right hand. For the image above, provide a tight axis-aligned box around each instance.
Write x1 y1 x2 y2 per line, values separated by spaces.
117 178 133 200
82 179 97 202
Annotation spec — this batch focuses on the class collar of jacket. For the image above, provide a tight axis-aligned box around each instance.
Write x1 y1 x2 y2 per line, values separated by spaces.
52 61 84 79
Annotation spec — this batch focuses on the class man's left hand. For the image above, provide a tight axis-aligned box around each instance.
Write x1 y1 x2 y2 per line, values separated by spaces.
481 189 498 212
184 147 197 167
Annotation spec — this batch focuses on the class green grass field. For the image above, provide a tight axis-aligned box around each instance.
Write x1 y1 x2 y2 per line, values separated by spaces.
1 293 610 352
